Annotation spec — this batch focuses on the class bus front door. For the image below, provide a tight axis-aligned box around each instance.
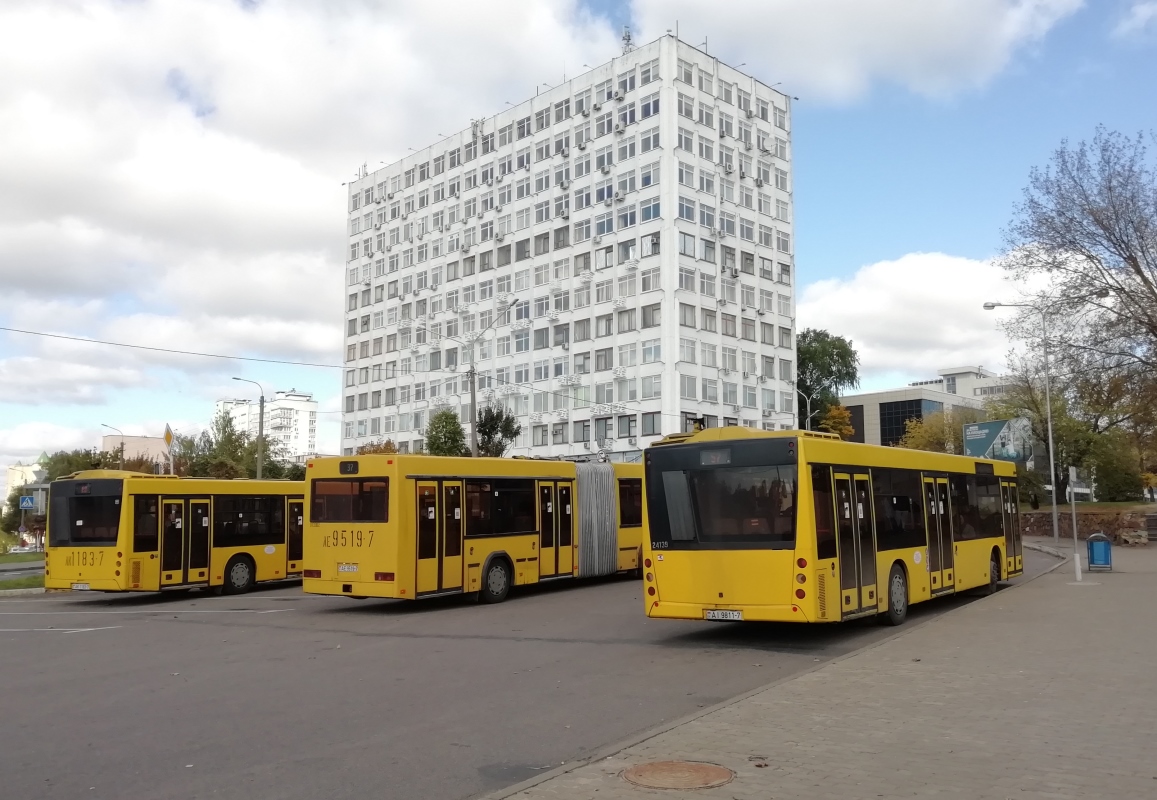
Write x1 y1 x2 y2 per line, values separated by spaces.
188 500 210 584
539 483 557 578
834 473 878 617
416 482 440 594
1001 481 1023 576
557 482 574 576
287 500 304 574
160 500 185 586
441 482 463 591
923 477 955 594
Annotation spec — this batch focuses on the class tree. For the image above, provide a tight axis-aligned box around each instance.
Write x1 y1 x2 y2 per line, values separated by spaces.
1000 128 1157 371
816 404 855 440
796 329 860 427
357 439 398 455
475 404 522 457
1089 430 1144 502
897 408 987 454
425 409 468 456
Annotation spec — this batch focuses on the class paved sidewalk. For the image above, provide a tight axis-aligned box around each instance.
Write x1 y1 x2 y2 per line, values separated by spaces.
493 545 1157 799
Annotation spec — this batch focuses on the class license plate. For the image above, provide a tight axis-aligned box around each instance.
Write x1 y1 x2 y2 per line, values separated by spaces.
71 583 91 591
705 609 742 621
337 564 358 573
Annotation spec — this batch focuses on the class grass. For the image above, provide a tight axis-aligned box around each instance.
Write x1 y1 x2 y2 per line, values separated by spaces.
0 552 44 564
0 574 44 591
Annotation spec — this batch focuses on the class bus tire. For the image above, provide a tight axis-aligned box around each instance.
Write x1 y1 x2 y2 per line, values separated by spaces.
883 563 908 626
480 558 511 604
223 555 256 595
984 551 1001 595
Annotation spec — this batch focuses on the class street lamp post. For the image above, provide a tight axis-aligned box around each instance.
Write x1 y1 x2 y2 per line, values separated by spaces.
101 424 125 469
232 377 266 480
466 295 523 457
984 290 1109 545
795 387 822 431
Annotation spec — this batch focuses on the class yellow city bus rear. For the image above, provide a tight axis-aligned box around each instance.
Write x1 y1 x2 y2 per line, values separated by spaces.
45 471 305 593
642 428 1022 625
302 454 643 602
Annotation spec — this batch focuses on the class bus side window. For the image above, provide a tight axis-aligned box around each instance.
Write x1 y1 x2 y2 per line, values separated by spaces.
133 495 159 552
811 466 837 560
618 479 643 527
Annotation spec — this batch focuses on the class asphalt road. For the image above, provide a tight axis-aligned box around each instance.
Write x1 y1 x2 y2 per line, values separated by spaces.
0 550 1053 800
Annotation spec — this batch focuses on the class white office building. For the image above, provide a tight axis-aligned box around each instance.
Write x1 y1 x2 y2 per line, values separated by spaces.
341 35 797 458
216 390 319 459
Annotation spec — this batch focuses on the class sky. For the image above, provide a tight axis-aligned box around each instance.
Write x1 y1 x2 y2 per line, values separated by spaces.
1 0 1155 473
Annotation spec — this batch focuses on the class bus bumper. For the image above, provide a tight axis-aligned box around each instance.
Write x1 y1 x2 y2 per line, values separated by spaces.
303 578 406 599
646 600 814 623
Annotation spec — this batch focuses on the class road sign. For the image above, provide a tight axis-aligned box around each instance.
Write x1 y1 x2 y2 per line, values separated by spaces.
164 424 174 448
19 496 35 510
18 525 27 534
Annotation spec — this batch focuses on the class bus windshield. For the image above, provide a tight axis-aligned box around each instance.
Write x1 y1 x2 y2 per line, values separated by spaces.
49 480 124 546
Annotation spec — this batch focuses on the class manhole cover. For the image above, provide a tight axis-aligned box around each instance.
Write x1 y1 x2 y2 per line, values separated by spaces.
621 761 735 790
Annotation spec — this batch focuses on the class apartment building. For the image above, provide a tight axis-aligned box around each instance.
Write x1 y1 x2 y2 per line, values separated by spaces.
341 35 796 458
216 390 319 459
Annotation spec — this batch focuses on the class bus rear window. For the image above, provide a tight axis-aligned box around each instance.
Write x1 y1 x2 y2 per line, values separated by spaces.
690 465 796 545
311 479 389 522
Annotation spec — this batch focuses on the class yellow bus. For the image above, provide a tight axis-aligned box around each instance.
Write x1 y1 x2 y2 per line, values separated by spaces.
302 455 644 602
641 428 1023 625
45 471 306 594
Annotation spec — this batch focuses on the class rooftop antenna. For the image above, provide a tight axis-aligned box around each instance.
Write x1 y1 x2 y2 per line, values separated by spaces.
621 26 635 55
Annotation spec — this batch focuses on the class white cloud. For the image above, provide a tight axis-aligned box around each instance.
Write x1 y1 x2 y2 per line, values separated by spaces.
0 422 98 468
631 0 1083 101
799 253 1019 390
1113 1 1157 36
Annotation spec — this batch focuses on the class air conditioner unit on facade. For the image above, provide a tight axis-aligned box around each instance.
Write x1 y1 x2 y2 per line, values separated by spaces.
593 235 602 244
561 211 570 220
604 197 613 207
762 409 773 418
742 371 750 379
581 108 590 117
745 141 753 151
560 180 570 190
577 141 587 150
755 178 764 188
613 122 624 134
388 192 394 199
600 164 611 174
628 437 637 445
758 375 767 383
732 405 741 413
730 268 739 278
756 309 765 316
592 102 601 111
374 223 382 230
613 89 623 100
723 164 734 174
561 148 569 158
739 169 748 179
613 190 623 201
745 108 754 118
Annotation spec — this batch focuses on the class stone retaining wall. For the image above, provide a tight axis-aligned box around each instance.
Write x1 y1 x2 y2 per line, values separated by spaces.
1020 510 1150 545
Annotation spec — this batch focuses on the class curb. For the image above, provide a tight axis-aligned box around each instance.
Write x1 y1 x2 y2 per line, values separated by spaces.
475 554 1069 800
1024 542 1067 559
0 588 46 596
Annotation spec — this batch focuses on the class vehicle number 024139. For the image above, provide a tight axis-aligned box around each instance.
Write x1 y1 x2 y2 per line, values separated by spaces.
321 530 374 549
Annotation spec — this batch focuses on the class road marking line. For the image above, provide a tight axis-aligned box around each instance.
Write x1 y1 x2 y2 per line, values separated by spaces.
0 609 296 616
0 626 123 633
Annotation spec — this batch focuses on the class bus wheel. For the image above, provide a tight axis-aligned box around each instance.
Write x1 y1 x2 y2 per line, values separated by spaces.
884 564 908 626
223 556 255 595
481 559 511 604
984 555 1001 595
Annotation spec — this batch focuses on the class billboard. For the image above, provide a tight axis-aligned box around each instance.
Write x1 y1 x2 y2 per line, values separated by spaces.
962 419 1033 462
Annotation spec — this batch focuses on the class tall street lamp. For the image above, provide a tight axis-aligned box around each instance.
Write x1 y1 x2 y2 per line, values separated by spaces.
232 377 266 480
983 289 1108 544
465 294 524 457
796 386 825 431
101 423 124 469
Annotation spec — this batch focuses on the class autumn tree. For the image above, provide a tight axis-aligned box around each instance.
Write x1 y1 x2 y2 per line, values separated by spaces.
424 409 468 456
356 439 398 455
796 329 860 428
897 408 987 454
816 404 855 440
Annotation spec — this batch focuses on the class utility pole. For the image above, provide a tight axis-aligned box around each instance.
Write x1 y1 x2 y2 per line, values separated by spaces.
101 424 124 469
232 378 266 480
469 365 479 458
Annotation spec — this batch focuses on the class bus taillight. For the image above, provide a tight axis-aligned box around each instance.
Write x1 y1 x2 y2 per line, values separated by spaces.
797 558 807 568
374 572 394 582
303 569 321 578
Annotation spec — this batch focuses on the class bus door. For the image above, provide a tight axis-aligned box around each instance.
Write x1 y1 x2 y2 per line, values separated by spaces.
557 482 574 576
833 472 878 616
188 500 210 584
539 483 557 578
287 500 304 573
416 482 440 594
923 477 954 594
441 482 464 591
160 499 185 586
1000 481 1023 576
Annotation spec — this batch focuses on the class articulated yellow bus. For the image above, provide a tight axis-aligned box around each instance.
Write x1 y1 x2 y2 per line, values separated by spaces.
45 471 306 594
642 428 1023 625
302 455 644 602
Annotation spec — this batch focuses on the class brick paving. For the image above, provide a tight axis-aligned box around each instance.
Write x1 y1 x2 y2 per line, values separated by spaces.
490 544 1157 799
